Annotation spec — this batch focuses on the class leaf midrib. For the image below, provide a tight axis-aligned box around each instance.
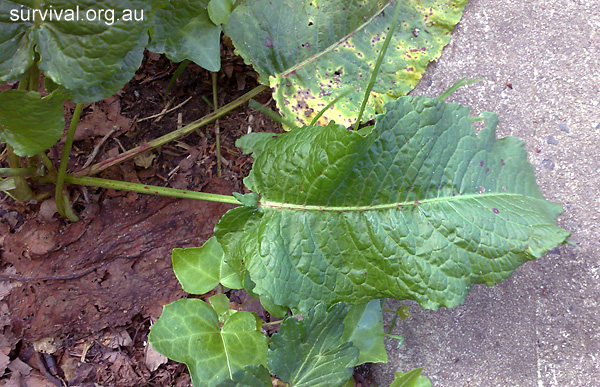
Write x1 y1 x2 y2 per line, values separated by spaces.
260 192 537 212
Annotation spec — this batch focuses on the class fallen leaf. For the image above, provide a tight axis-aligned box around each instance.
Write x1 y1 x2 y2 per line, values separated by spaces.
144 341 168 372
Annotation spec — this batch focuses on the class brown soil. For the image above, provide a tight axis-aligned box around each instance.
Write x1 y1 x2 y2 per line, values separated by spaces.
0 51 372 386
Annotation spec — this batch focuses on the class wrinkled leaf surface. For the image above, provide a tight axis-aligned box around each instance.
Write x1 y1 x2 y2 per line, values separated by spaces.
216 96 570 312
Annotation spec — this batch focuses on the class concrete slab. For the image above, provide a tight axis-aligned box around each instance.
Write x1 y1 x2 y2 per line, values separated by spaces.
373 1 600 386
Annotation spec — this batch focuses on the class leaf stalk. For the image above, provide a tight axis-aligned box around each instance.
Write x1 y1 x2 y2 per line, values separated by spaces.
64 175 241 205
55 103 83 222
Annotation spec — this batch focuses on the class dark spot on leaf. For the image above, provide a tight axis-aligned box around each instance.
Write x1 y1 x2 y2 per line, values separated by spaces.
308 21 313 26
492 208 499 214
485 167 489 174
265 37 273 48
479 161 484 167
500 159 505 166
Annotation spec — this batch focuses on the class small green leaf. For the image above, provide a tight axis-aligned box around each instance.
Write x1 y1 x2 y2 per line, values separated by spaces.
390 368 431 387
209 293 232 317
148 0 221 72
149 299 268 387
172 236 242 295
268 302 359 387
0 89 64 156
233 192 260 207
259 295 288 319
341 300 387 364
208 0 234 25
216 365 272 387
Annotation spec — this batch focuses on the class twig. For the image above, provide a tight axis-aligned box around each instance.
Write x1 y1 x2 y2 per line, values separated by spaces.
81 127 118 169
136 96 192 123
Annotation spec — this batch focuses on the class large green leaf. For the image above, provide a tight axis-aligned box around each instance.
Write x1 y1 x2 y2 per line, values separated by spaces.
148 0 221 72
225 0 467 127
172 236 242 294
149 299 267 387
0 89 64 156
341 299 387 364
216 96 570 312
268 302 359 387
0 0 155 103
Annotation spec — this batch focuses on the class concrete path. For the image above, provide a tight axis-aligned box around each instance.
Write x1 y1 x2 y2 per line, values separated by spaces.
373 1 600 386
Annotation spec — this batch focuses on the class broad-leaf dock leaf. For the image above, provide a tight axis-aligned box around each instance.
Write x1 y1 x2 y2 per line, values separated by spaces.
217 96 570 312
225 0 467 127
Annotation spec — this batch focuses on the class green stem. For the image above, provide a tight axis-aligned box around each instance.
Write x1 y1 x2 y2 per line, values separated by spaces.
212 72 222 178
55 103 83 222
38 152 58 177
5 145 33 201
0 167 37 177
64 175 241 205
76 85 268 177
28 64 40 91
438 77 483 102
309 89 352 126
165 59 191 96
354 0 402 130
262 319 284 326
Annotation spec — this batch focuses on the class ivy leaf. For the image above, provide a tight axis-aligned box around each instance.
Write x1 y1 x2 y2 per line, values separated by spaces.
0 0 156 103
341 300 387 364
268 302 359 387
148 0 221 72
216 96 570 312
149 299 268 387
216 365 272 387
209 293 233 318
390 368 431 387
0 89 64 157
172 236 242 295
225 0 467 127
